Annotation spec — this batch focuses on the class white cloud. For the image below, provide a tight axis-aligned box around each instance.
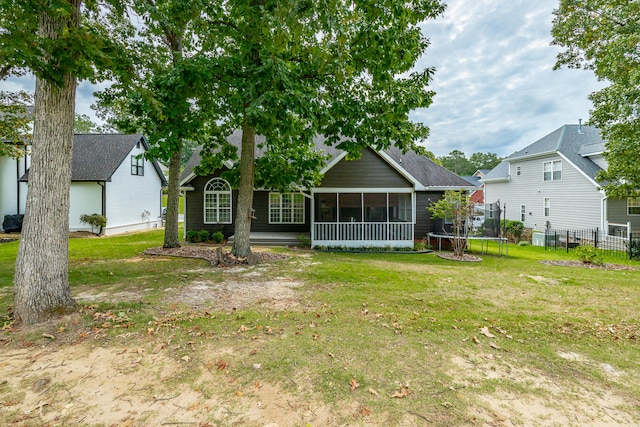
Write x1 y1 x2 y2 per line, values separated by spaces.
414 0 606 157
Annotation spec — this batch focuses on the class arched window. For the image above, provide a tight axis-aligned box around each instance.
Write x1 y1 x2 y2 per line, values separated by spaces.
204 178 232 224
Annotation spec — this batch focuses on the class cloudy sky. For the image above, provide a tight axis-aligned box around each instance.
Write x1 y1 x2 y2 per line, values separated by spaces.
3 0 604 159
413 0 605 157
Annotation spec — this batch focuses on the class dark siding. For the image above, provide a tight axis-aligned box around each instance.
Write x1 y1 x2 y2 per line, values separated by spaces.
248 191 311 233
607 198 640 231
319 147 412 189
415 191 444 239
185 172 310 237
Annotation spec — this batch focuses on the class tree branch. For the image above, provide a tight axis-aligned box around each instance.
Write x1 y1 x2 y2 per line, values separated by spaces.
0 65 12 80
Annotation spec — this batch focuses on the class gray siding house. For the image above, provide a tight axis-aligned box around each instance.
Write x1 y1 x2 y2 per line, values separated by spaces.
482 124 640 235
180 131 473 248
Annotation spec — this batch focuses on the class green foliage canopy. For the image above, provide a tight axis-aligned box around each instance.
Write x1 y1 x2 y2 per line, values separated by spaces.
552 0 640 197
185 0 448 192
0 91 32 158
438 150 502 175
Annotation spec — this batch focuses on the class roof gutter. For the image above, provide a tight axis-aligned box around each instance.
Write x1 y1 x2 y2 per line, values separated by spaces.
507 150 557 162
480 176 511 184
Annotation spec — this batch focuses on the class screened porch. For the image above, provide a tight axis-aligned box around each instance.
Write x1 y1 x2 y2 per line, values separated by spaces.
311 191 415 248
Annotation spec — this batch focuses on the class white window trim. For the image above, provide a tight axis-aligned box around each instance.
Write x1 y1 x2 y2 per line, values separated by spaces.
543 160 562 181
544 197 551 217
269 192 305 224
628 197 640 216
204 178 232 224
131 155 144 176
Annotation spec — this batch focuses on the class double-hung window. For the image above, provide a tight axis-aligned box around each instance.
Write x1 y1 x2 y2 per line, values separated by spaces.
520 205 526 222
628 198 640 215
543 160 561 181
270 193 305 224
544 197 551 217
131 155 144 176
204 178 232 223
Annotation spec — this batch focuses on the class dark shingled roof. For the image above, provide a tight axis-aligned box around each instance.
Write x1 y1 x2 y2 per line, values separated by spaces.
20 134 167 184
508 124 604 181
180 131 471 189
483 125 605 183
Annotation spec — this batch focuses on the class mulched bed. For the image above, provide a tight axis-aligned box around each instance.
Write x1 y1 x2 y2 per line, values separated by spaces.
437 252 482 262
144 245 289 266
540 260 639 270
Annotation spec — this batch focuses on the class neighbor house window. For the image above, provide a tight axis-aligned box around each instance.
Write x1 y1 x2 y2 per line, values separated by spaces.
543 160 561 181
520 205 526 222
269 193 304 224
204 178 232 224
628 198 640 215
131 155 144 176
544 197 550 217
516 165 521 176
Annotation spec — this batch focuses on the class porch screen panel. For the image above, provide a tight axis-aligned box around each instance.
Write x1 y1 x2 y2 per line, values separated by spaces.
315 193 337 222
339 193 362 222
388 193 412 222
364 193 387 222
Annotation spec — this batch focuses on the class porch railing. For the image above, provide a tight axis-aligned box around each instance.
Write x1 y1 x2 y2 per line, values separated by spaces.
313 222 414 247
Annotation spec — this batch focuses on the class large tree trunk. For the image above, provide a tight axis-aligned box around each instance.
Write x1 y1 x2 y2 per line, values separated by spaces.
163 145 182 248
13 4 79 324
231 121 256 258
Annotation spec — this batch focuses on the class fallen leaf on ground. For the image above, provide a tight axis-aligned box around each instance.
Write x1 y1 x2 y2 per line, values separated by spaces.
479 326 495 338
361 406 371 416
216 360 227 371
391 386 411 398
350 378 360 392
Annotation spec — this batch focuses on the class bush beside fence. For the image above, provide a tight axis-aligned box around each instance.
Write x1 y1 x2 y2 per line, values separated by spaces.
543 228 640 260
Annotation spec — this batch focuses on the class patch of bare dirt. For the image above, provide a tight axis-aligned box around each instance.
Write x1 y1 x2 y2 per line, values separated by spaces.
450 353 638 426
540 260 639 270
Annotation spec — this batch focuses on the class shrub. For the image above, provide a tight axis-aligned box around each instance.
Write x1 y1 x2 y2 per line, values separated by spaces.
574 245 603 265
628 238 640 260
79 213 107 235
186 230 199 242
518 241 530 246
296 234 311 248
211 231 224 244
198 230 210 242
504 220 524 242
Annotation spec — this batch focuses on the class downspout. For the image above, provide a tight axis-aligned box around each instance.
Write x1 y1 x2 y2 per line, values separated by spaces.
16 156 20 214
98 181 106 234
182 189 187 240
16 146 28 214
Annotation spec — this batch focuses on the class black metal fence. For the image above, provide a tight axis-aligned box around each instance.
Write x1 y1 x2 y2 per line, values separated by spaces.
544 228 640 260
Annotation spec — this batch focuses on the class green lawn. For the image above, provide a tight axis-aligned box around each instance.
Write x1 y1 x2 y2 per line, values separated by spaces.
0 234 638 426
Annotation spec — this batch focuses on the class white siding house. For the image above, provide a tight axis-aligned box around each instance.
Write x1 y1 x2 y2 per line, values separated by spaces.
10 134 167 235
483 124 640 235
0 143 29 229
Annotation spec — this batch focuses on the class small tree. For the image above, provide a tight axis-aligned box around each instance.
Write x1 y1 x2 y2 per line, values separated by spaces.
428 190 474 257
79 214 107 235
